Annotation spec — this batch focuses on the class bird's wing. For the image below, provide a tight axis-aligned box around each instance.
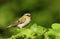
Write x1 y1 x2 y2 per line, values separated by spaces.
18 18 26 24
7 17 26 28
12 17 26 26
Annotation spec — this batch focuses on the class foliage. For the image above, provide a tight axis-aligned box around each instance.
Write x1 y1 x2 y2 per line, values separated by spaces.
47 23 60 39
3 23 60 39
7 23 46 39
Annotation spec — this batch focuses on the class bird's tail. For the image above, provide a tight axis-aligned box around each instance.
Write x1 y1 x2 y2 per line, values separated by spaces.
6 25 12 29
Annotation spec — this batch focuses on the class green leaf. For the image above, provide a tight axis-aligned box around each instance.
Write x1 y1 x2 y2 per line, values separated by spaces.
47 23 60 39
52 23 60 30
30 23 47 35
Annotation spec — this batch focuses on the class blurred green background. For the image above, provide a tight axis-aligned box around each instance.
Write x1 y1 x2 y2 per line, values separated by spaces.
0 0 60 39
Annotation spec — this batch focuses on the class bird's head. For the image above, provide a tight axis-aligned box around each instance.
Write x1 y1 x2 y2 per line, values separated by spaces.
24 13 31 18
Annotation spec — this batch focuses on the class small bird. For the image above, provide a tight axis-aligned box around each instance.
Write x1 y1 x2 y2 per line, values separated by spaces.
7 13 31 28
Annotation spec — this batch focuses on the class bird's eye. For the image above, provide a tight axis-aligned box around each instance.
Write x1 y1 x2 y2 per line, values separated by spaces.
26 15 29 16
26 15 31 17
